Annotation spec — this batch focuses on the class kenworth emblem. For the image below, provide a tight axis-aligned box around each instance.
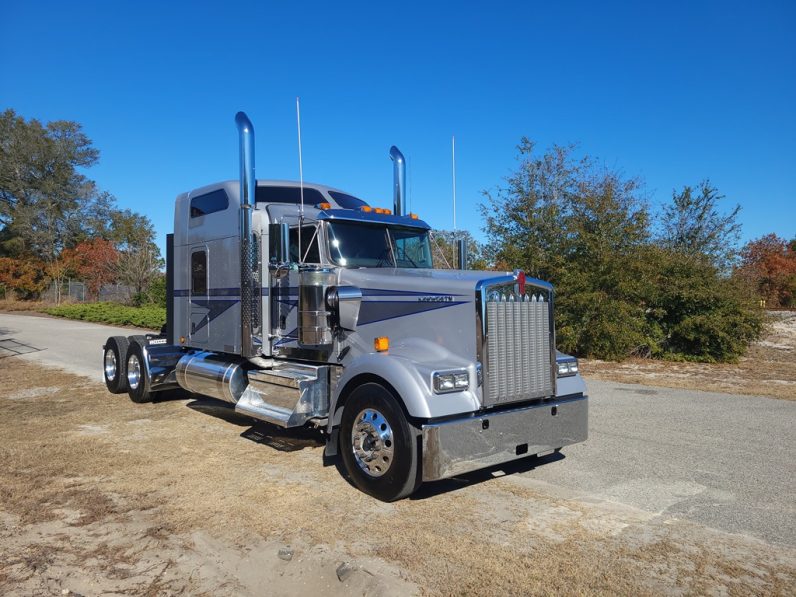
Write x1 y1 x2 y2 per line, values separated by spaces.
417 295 454 303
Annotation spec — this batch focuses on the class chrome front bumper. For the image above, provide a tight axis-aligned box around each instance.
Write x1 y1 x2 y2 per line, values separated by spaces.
421 394 588 481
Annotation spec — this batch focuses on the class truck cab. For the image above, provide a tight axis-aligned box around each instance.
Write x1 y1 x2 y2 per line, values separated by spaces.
102 112 588 501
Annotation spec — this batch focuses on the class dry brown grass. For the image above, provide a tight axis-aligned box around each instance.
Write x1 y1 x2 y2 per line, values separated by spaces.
0 299 55 313
582 313 796 400
1 359 794 595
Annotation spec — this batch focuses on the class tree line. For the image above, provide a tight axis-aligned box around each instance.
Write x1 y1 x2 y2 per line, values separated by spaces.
0 109 163 304
436 139 794 362
2 110 794 363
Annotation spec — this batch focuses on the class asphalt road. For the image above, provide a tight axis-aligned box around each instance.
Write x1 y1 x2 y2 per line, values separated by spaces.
1 312 794 547
0 312 146 380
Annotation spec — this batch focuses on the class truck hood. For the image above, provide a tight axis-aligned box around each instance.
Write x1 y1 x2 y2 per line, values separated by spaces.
339 267 513 297
335 268 508 379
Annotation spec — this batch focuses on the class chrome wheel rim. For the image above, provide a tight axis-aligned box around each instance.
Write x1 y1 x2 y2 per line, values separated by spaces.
104 348 117 381
127 353 141 390
351 408 394 477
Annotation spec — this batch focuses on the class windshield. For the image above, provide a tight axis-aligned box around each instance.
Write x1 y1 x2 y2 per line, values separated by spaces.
327 221 433 268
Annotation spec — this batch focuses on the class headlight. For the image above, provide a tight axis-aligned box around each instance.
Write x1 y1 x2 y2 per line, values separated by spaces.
433 370 470 393
557 359 579 377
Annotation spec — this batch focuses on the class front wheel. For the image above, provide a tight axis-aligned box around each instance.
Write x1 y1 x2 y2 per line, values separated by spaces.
340 382 421 501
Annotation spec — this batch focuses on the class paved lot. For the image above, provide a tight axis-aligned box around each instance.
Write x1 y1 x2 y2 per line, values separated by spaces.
0 312 144 380
2 312 794 547
527 379 795 545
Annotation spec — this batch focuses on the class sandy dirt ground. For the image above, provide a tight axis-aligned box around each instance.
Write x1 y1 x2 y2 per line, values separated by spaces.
581 312 796 401
1 360 794 596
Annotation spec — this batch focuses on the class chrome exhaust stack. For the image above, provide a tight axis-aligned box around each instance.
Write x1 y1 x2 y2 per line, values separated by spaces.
235 112 260 358
389 146 406 216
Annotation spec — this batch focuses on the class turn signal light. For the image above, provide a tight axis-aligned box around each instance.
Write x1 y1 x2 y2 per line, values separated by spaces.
374 336 390 352
317 202 331 210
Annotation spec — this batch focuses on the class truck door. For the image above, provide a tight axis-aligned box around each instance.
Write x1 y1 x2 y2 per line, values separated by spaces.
189 246 210 344
271 225 321 346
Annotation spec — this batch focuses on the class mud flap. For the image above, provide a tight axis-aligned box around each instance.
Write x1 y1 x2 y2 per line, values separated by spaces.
323 427 340 464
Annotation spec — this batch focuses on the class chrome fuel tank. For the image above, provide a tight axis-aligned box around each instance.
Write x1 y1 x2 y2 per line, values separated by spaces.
175 351 248 404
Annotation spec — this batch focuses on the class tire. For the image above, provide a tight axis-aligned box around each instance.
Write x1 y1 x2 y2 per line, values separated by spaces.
126 340 153 404
127 334 147 346
339 382 421 501
103 336 129 394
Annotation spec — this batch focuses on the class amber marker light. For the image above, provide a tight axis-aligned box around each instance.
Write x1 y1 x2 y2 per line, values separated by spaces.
317 202 331 210
409 213 419 220
374 336 390 352
360 206 373 213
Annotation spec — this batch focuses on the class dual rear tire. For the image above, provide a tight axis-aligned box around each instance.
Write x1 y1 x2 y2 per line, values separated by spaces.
102 335 152 403
103 336 129 394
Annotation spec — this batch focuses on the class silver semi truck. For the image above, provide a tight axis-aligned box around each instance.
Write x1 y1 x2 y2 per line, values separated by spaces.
102 112 588 501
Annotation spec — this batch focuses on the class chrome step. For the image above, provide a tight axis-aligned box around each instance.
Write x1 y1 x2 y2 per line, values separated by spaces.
235 363 331 428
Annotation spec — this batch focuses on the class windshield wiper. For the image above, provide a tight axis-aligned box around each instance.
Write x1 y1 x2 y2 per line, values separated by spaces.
398 252 418 267
376 247 394 268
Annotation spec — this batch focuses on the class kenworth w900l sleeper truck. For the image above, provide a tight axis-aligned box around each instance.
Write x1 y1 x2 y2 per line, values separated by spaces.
102 112 588 501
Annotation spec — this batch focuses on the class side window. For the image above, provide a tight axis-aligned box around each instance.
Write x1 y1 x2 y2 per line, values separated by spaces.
256 186 325 206
328 190 368 210
190 189 229 218
191 251 207 295
288 226 320 263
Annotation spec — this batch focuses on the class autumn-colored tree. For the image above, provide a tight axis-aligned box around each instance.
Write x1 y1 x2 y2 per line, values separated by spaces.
0 257 48 298
61 239 119 301
1 110 161 302
737 234 796 307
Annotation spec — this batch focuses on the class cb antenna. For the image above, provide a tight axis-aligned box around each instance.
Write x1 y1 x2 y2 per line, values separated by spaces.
296 97 305 264
452 135 457 232
452 135 468 270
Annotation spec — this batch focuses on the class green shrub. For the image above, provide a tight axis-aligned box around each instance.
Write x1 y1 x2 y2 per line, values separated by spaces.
45 302 166 330
147 275 167 307
643 248 764 362
481 140 764 363
131 275 167 308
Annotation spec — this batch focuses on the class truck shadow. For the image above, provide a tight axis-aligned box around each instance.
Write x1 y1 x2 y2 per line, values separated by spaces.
239 423 324 452
185 396 324 452
410 451 566 500
180 395 565 493
328 451 566 500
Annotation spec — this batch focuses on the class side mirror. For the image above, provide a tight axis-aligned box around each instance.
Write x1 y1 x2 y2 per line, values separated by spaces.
269 223 290 264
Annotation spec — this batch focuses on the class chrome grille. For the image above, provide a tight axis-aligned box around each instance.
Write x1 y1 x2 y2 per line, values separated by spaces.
485 293 553 406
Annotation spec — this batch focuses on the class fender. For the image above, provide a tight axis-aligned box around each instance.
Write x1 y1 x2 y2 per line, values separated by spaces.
330 340 481 428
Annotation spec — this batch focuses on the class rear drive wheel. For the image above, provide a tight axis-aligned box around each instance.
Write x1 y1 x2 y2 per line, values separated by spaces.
340 382 421 501
103 336 129 394
126 341 152 404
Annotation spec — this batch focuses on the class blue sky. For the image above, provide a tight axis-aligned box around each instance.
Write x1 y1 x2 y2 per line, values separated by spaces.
2 0 794 255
